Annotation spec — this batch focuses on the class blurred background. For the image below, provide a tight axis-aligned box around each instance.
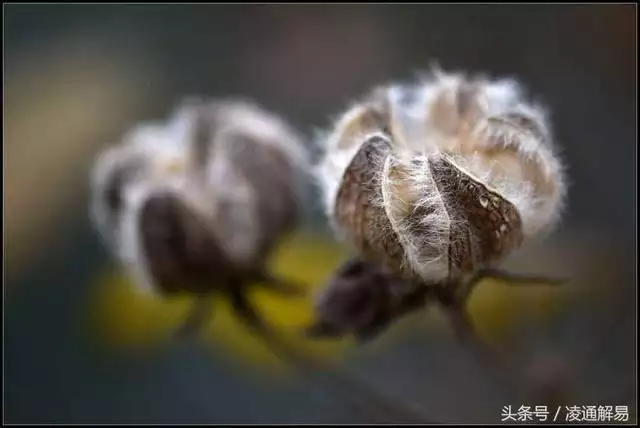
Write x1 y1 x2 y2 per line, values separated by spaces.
4 4 636 424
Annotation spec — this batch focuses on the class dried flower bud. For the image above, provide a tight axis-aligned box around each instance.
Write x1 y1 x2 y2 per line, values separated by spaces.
317 68 568 284
307 257 434 342
90 98 310 297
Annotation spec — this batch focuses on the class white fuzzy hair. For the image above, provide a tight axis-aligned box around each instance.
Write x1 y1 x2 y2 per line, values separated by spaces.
317 68 568 281
90 102 201 264
207 98 311 172
90 98 307 295
315 103 374 230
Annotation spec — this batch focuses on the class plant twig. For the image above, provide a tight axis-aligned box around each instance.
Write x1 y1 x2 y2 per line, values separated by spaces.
228 286 439 424
442 301 524 397
434 269 570 403
172 295 216 341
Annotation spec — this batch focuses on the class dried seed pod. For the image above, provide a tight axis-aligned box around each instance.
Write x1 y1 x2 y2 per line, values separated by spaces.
306 257 434 342
317 68 568 285
90 98 310 299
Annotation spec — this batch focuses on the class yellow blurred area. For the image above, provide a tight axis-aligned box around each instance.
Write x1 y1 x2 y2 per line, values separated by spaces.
90 232 350 373
88 231 597 375
5 34 154 276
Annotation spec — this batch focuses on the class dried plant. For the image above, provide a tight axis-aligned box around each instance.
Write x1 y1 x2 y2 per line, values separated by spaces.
306 256 433 342
90 97 436 423
88 67 576 424
303 67 577 422
312 67 570 339
90 98 310 338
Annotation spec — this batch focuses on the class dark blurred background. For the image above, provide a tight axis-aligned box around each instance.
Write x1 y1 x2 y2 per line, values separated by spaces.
4 4 636 424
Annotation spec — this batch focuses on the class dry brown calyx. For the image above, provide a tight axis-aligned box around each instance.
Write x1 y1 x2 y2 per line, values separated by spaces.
312 68 570 342
90 98 311 338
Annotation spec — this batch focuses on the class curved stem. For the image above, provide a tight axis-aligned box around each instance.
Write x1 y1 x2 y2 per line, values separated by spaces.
229 287 438 424
437 270 570 405
173 295 216 341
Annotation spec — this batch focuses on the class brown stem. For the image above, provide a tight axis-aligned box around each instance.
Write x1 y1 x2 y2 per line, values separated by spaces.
254 271 307 297
172 295 216 341
437 271 571 406
229 287 438 424
457 267 568 304
443 302 523 396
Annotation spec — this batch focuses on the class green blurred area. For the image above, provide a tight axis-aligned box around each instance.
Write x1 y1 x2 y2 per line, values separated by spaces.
4 4 636 424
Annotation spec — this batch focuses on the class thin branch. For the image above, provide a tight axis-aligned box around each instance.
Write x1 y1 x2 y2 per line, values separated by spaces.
435 269 571 404
441 297 524 398
254 271 308 297
228 286 439 424
172 295 216 341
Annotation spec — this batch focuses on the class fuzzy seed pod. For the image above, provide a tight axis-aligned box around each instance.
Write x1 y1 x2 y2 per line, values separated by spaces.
307 257 434 342
90 98 310 296
317 69 568 284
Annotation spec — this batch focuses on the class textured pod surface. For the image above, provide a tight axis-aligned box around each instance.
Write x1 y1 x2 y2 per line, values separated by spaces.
334 134 407 277
136 190 238 295
222 132 301 265
90 99 309 296
318 69 568 283
429 155 524 278
308 257 432 342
